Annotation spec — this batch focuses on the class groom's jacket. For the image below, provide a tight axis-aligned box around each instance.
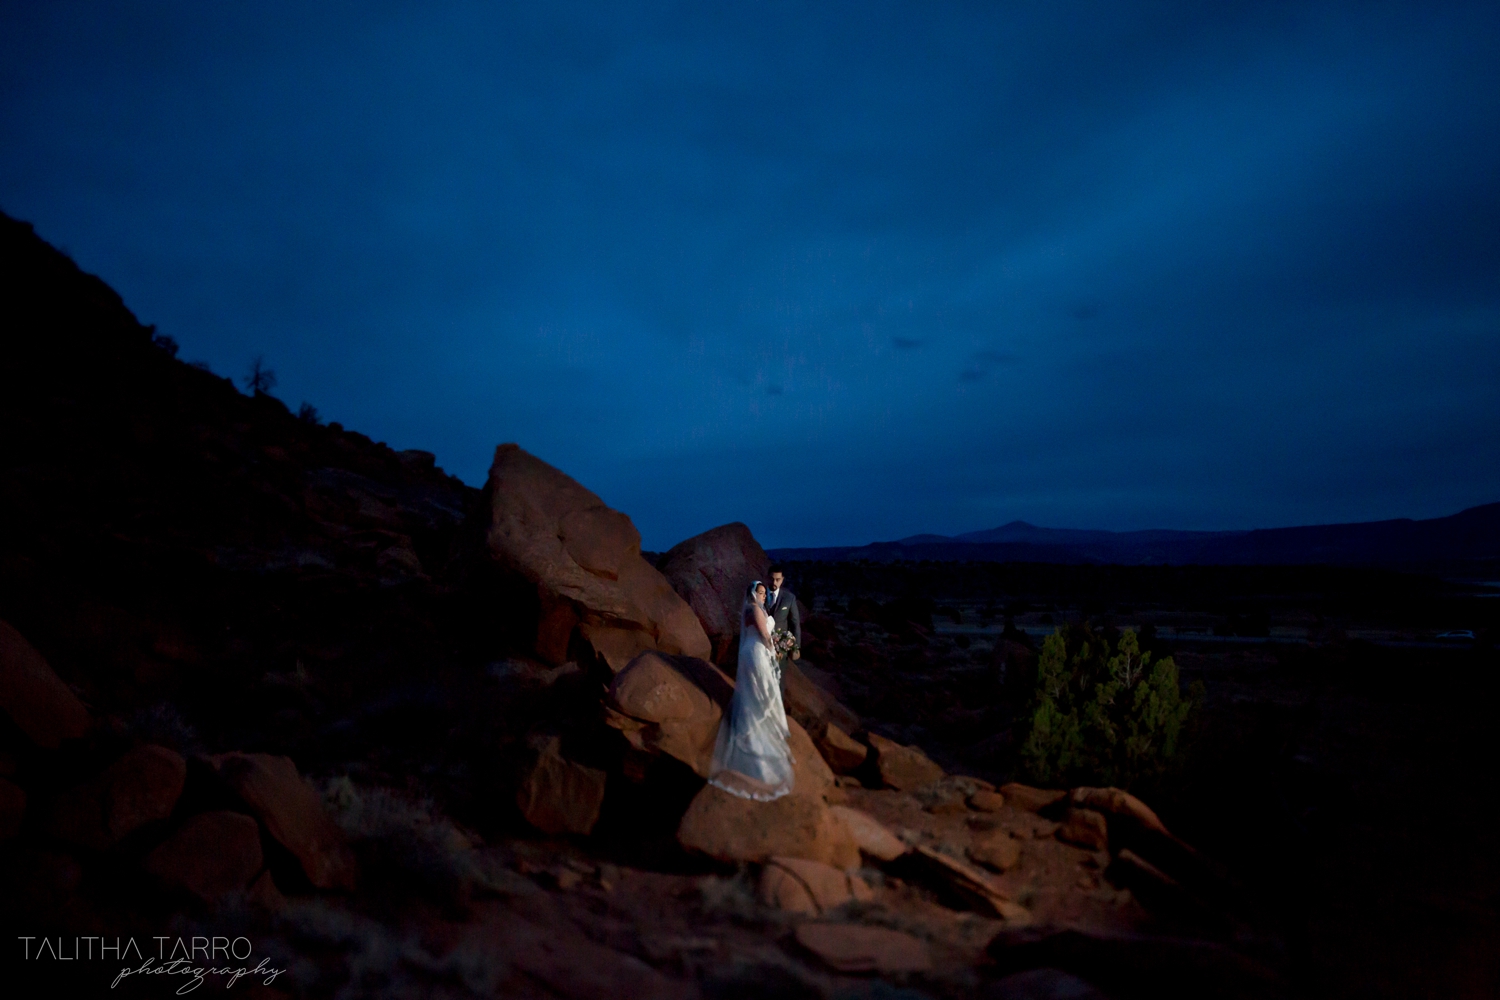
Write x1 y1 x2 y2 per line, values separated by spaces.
765 587 802 646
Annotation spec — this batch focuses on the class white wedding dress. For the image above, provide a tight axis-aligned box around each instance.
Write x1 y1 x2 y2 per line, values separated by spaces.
708 606 795 801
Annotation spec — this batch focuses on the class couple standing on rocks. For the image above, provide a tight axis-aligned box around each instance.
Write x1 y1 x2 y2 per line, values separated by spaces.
707 567 804 802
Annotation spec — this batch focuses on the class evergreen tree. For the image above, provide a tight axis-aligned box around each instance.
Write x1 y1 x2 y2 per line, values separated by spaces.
1020 624 1198 788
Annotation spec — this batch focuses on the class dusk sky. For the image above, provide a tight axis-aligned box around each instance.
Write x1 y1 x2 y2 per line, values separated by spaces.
3 1 1498 549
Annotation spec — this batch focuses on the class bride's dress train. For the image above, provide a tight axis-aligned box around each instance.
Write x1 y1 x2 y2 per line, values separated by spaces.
708 613 795 801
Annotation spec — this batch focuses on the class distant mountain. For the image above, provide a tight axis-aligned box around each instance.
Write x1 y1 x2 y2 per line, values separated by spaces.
773 503 1500 571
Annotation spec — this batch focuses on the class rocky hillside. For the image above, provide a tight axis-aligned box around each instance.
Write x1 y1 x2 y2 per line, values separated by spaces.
0 211 1286 999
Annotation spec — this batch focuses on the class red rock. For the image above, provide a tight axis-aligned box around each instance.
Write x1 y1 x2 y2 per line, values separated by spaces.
782 659 861 738
0 776 24 840
969 790 1006 812
476 444 711 669
50 743 186 850
247 869 287 912
460 903 694 1000
515 735 608 835
968 830 1022 872
866 733 944 790
910 843 1019 918
787 717 835 799
104 744 186 838
0 619 90 748
794 923 932 974
677 783 861 870
1000 782 1068 813
1070 785 1170 836
1056 808 1110 851
758 856 874 915
144 810 263 904
813 722 870 778
657 523 769 666
607 651 732 777
210 752 357 890
829 805 907 862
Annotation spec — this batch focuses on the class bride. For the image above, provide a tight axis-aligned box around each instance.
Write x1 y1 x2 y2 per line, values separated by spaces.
708 580 795 800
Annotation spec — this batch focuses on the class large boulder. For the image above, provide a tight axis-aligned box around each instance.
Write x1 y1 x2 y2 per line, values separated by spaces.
210 752 357 891
475 444 711 669
676 783 861 869
828 805 907 862
815 723 868 774
606 651 733 777
515 735 608 835
144 810 263 904
656 522 768 666
781 659 861 737
866 733 944 790
49 744 186 850
0 619 90 748
758 856 874 915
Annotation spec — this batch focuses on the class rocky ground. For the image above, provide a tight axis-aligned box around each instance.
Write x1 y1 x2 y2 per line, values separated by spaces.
2 209 1493 999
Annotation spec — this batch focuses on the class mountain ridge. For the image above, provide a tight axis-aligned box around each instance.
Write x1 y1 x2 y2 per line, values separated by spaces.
776 502 1500 570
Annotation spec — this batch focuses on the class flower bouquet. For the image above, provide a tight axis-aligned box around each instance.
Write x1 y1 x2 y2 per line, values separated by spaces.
771 627 799 661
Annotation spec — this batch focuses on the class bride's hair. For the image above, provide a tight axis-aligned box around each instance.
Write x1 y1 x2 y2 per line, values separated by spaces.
743 580 763 607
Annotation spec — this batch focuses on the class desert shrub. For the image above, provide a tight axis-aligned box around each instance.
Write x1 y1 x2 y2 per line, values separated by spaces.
1020 625 1199 789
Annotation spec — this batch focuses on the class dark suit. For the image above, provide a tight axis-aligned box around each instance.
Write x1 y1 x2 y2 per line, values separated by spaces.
765 586 801 649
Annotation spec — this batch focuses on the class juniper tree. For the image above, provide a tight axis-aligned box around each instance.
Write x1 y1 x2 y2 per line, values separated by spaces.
1020 624 1198 789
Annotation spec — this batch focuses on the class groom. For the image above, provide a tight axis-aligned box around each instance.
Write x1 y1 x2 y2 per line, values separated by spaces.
764 565 801 661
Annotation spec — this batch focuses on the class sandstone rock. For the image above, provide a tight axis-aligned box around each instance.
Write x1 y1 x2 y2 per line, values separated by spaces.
0 619 90 748
0 776 24 840
787 717 835 799
461 903 694 1000
49 744 187 850
210 752 357 890
794 923 932 974
970 790 1006 812
782 659 861 737
1070 786 1170 836
144 810 263 904
677 783 861 869
829 805 908 862
656 523 768 666
758 856 874 915
909 844 1022 919
867 733 944 790
1057 808 1110 851
1000 782 1068 813
515 735 608 836
606 651 732 777
968 830 1022 872
104 744 186 838
476 444 711 669
815 722 869 774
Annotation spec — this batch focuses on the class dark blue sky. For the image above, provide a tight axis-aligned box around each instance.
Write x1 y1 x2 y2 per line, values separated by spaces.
3 1 1498 549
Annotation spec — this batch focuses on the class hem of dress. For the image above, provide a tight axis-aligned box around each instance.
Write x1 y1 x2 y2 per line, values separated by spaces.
707 776 793 802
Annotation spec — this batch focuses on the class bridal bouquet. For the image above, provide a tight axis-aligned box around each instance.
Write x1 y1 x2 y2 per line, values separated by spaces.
771 627 799 660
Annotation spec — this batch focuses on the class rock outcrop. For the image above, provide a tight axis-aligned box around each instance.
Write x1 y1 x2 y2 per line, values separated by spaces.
515 735 608 835
866 733 944 790
210 752 357 891
0 620 90 748
606 651 733 777
475 444 711 669
49 744 185 850
656 522 768 666
758 856 874 915
144 810 264 904
676 783 861 869
828 804 907 862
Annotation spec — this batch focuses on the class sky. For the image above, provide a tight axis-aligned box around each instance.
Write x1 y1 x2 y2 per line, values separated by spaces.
2 1 1498 549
